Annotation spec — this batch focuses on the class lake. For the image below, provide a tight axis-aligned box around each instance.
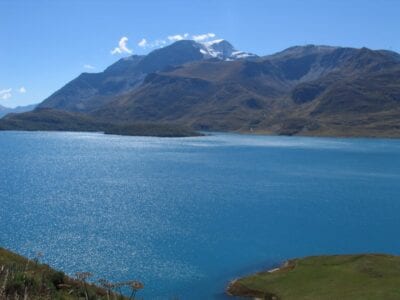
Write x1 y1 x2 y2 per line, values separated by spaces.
1 131 400 299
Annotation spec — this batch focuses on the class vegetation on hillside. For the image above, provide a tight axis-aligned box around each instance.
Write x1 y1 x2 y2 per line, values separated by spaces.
2 43 400 138
227 254 400 300
34 43 400 138
0 109 202 137
0 247 143 300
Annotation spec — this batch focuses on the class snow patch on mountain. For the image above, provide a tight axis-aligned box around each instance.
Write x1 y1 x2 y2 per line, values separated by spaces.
198 39 257 60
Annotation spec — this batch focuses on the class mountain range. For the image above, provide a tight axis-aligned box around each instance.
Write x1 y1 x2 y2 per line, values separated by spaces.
2 39 400 137
0 103 37 118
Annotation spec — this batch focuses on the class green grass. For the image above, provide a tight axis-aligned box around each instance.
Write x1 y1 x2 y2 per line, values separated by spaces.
0 108 202 137
0 247 131 299
228 254 400 300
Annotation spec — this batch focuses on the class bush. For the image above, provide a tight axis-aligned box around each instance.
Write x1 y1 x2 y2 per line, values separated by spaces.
5 272 35 295
49 271 65 288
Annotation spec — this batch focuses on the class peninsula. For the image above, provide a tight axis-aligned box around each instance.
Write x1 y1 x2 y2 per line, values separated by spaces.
227 254 400 299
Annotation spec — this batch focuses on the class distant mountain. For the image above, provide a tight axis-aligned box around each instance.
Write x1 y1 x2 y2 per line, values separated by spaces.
0 103 37 118
2 40 400 138
91 44 400 136
38 39 257 113
200 39 257 60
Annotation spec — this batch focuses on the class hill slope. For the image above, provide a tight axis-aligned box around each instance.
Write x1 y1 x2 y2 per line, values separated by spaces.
227 254 400 300
0 109 201 137
0 247 130 299
4 41 400 138
92 45 400 136
38 39 256 113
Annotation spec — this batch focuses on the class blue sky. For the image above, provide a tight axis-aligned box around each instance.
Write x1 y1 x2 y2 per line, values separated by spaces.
1 0 399 107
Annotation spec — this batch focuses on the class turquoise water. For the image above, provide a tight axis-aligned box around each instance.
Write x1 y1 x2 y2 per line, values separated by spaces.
1 131 400 299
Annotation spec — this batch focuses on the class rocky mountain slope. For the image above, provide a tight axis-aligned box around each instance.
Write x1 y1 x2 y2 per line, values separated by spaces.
92 44 400 136
2 40 400 137
38 40 257 113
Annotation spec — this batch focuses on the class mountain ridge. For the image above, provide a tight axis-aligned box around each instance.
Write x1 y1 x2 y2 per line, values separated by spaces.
0 103 37 118
38 39 257 113
2 41 400 138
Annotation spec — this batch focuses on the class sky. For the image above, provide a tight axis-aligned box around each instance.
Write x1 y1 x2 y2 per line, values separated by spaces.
1 0 400 108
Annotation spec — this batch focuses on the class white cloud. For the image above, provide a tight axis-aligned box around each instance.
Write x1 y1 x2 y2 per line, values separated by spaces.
83 64 95 70
138 38 147 48
0 88 12 100
18 86 26 93
0 88 12 94
192 33 216 42
111 47 122 54
138 38 167 49
134 32 218 52
167 33 189 42
152 39 167 47
111 36 133 55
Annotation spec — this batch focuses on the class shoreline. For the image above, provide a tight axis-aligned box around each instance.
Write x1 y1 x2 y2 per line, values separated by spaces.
225 254 400 300
226 260 294 299
2 123 400 139
0 128 204 138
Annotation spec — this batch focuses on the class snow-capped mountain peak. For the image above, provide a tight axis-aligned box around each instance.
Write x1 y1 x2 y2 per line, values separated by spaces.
197 39 257 60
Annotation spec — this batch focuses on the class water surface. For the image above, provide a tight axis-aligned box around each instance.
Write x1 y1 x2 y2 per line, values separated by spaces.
1 131 400 299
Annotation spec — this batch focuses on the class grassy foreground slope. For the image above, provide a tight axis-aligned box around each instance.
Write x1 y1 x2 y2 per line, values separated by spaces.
0 247 129 299
227 254 400 300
